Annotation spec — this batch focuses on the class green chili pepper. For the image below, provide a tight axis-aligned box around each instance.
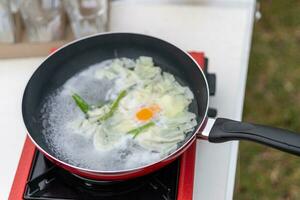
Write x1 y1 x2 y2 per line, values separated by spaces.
98 90 127 121
72 93 90 114
127 121 155 138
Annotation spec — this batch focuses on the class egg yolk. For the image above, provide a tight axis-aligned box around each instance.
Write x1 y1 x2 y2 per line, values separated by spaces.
136 105 161 121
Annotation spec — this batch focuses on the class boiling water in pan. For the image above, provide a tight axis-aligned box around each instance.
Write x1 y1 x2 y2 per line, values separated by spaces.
40 57 197 171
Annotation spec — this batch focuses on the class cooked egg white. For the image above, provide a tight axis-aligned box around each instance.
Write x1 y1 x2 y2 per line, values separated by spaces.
72 56 197 155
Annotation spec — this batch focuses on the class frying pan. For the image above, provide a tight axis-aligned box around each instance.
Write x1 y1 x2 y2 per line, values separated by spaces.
22 32 300 181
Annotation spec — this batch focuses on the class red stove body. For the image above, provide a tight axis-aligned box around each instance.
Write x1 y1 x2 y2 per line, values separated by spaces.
9 52 208 200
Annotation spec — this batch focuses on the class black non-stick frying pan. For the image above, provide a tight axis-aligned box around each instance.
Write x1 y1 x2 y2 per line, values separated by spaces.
22 33 300 180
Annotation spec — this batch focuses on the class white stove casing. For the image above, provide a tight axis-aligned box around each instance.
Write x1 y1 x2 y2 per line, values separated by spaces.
0 1 255 199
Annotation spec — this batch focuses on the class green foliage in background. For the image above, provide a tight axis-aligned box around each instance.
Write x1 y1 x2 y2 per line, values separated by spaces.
234 0 300 200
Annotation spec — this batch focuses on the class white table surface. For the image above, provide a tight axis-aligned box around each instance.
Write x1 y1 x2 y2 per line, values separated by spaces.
0 1 255 199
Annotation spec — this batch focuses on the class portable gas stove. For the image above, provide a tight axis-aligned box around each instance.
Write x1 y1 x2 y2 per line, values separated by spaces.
9 52 216 200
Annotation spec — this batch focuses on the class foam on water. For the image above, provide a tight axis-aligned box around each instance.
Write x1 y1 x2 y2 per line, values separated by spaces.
41 60 161 171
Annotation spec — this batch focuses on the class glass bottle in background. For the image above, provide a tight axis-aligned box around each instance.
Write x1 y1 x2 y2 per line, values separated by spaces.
20 0 65 42
0 0 16 43
10 0 22 13
63 0 108 39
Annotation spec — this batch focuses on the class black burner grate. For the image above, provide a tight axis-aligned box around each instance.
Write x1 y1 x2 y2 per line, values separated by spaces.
24 150 180 200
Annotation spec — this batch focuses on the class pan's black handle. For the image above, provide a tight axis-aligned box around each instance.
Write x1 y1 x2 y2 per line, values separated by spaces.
208 118 300 156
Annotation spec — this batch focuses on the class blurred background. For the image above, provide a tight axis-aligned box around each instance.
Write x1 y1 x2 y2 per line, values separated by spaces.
1 0 300 199
235 1 300 199
0 0 108 57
